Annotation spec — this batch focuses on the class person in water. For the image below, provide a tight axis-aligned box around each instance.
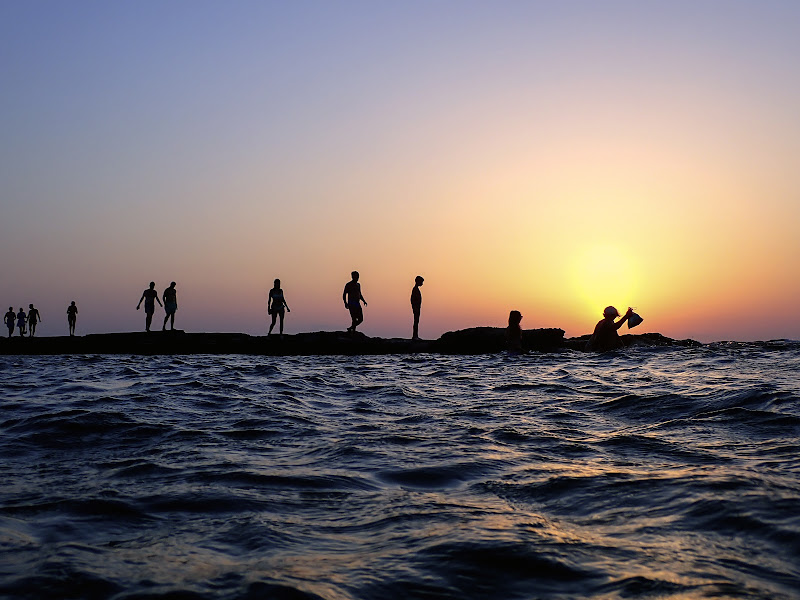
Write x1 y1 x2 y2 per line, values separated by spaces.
4 307 16 338
268 278 290 337
410 275 424 340
67 301 78 336
16 307 27 337
343 271 367 332
585 306 633 351
136 282 162 332
506 310 523 352
162 282 178 331
27 304 41 337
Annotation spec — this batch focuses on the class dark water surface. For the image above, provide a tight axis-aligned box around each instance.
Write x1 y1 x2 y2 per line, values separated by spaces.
1 343 799 599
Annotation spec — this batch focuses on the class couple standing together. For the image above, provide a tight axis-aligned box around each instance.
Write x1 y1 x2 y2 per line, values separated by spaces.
343 271 424 339
136 282 178 332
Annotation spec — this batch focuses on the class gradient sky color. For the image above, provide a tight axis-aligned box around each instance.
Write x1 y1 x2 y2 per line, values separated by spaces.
2 1 799 342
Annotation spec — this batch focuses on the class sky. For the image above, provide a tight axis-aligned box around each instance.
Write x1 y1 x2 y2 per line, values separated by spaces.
2 1 799 342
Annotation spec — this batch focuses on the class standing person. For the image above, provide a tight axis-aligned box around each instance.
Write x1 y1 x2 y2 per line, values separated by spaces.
136 282 162 332
162 282 178 331
4 307 15 337
67 301 78 336
342 271 367 332
16 307 27 337
410 275 424 340
585 306 633 352
27 304 41 337
267 278 290 338
506 310 523 352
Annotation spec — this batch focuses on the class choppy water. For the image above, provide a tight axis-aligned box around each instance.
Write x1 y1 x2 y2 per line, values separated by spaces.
1 343 799 600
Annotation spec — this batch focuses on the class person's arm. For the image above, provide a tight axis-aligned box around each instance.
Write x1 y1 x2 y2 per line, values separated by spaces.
614 308 633 330
343 287 348 308
360 293 367 306
283 297 290 312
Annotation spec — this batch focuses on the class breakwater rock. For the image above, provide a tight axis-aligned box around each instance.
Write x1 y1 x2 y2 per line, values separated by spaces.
0 328 700 356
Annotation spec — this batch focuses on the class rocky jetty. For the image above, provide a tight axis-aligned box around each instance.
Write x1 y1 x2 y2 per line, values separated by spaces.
0 328 700 356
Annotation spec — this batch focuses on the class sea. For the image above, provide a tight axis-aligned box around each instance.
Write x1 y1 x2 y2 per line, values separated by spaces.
1 342 799 600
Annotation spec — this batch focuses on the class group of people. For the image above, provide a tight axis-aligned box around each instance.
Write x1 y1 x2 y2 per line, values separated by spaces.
4 302 80 338
132 273 426 339
505 305 637 352
136 282 178 332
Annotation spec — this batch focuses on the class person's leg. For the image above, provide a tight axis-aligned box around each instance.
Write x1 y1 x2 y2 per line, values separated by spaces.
279 311 285 336
170 312 175 330
268 311 278 335
146 312 153 331
412 310 420 339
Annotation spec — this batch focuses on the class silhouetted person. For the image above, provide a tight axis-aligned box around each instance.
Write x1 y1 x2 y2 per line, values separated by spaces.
507 310 523 352
411 275 424 340
27 304 41 337
16 308 27 337
268 278 290 338
4 307 15 337
67 301 78 336
162 282 178 330
136 282 162 332
343 271 367 332
585 306 633 352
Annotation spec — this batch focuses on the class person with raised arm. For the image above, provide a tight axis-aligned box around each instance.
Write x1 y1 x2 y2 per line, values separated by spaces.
585 306 633 351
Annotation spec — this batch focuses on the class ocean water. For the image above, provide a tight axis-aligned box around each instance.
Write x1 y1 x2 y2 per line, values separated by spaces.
1 343 799 600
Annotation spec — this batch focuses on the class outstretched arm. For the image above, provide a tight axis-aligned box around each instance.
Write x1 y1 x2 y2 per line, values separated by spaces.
614 307 633 330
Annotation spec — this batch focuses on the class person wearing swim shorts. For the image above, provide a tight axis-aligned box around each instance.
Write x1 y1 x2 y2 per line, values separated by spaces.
27 304 41 337
343 271 367 333
136 282 162 332
162 282 178 330
4 307 15 338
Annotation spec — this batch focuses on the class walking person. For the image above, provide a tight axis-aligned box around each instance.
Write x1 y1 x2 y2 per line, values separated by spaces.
136 282 162 332
267 279 290 338
343 271 367 332
162 282 178 330
411 276 424 340
4 307 15 338
67 301 78 336
16 307 27 337
27 304 41 337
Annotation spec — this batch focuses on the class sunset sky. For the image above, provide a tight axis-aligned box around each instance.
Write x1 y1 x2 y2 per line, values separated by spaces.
2 1 799 342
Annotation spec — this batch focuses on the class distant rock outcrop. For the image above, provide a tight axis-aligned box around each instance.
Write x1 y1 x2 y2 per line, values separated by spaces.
0 328 701 356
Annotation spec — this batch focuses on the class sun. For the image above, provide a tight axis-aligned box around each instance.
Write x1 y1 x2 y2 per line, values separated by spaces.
568 244 640 317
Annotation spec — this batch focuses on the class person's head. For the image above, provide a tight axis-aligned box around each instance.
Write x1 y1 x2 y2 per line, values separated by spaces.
8 307 12 312
351 271 359 281
19 308 23 312
273 278 280 288
29 304 33 309
415 276 424 286
603 306 620 319
509 310 522 327
170 281 176 288
149 282 155 289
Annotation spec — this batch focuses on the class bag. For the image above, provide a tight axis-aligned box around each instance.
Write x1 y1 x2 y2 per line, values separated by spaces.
627 312 643 328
